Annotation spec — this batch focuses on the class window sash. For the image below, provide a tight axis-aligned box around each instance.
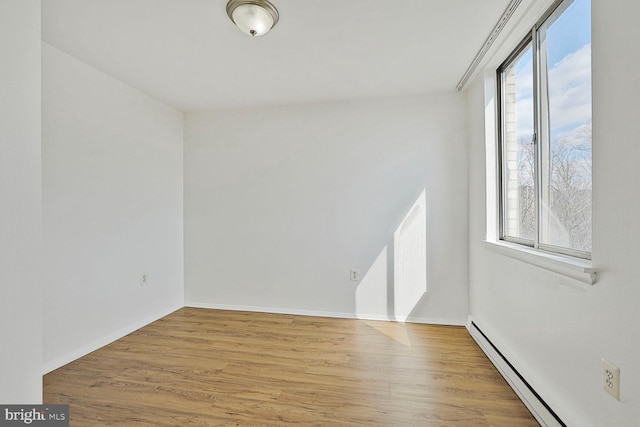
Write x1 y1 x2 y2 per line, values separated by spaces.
498 35 536 247
497 0 591 260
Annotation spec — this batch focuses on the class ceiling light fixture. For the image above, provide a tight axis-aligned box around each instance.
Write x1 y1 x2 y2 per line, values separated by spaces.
226 0 279 37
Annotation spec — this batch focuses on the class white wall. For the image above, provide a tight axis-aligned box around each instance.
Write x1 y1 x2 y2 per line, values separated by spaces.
185 94 468 324
0 0 42 403
42 44 184 372
467 0 640 425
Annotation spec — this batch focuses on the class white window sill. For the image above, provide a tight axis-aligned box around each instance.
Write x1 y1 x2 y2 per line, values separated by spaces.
482 240 596 285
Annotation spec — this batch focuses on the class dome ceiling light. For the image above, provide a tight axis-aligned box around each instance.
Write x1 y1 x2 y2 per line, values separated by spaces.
226 0 279 37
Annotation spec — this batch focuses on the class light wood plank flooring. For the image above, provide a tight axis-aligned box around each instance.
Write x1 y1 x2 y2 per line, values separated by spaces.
44 308 538 426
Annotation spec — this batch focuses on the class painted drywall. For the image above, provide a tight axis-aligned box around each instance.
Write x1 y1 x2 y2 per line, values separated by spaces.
42 44 184 372
467 0 640 425
0 0 42 403
185 94 468 324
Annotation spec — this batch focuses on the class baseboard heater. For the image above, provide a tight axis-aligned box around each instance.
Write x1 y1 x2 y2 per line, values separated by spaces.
469 321 566 427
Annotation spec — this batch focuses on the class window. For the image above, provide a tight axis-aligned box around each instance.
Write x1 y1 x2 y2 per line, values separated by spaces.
498 0 592 259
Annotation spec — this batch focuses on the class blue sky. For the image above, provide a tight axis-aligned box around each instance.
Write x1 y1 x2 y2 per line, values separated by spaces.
512 0 592 140
546 0 591 67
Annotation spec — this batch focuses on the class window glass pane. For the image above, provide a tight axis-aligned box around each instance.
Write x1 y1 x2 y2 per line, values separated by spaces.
539 0 592 252
501 44 535 241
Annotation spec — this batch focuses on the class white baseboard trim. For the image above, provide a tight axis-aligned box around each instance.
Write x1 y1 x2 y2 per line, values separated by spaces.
184 301 466 326
467 317 565 427
42 304 182 375
400 314 466 326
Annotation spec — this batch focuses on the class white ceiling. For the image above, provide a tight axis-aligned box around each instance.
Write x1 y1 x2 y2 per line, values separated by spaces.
42 0 509 112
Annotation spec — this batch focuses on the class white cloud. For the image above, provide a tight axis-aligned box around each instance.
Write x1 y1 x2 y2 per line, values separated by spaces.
555 122 592 148
548 43 592 130
512 43 591 136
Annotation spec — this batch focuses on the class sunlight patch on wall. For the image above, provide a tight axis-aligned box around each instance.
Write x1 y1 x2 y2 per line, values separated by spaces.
355 247 389 320
394 189 427 321
355 190 427 323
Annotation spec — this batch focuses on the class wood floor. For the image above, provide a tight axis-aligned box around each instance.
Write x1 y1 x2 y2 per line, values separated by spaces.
44 308 538 426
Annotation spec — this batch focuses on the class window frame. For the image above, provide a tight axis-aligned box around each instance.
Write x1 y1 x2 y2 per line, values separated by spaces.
496 0 591 261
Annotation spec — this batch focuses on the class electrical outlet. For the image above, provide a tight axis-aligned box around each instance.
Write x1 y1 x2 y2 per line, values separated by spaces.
602 359 620 400
349 269 359 281
140 273 148 286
